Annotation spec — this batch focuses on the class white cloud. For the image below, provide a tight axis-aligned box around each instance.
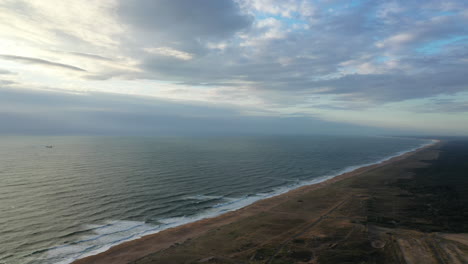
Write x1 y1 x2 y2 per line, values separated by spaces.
0 0 121 49
244 0 315 18
144 47 194 61
376 33 415 48
240 17 285 47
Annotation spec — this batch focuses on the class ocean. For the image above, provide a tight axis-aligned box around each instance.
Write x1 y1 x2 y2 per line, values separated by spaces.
0 135 432 264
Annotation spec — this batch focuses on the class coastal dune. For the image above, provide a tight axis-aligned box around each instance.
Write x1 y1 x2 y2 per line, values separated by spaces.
71 139 468 264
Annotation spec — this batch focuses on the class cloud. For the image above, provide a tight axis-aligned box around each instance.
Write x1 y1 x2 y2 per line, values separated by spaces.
0 80 15 86
0 87 388 135
60 51 115 62
421 98 468 113
0 69 14 75
244 0 316 19
118 0 253 42
0 0 468 134
3 0 467 104
144 47 194 60
304 66 468 103
0 55 87 72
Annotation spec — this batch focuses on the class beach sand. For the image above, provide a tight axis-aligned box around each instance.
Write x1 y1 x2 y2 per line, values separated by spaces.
73 139 467 264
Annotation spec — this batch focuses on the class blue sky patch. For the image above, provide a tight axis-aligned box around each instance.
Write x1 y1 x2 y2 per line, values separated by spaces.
417 35 468 54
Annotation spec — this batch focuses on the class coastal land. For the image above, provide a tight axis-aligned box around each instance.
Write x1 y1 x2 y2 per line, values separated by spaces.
74 139 468 264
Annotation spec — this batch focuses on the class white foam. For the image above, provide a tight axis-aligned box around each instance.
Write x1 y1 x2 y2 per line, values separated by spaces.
48 139 436 264
43 220 162 264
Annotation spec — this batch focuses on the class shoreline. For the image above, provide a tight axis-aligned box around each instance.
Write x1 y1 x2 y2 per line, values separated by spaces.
71 139 440 264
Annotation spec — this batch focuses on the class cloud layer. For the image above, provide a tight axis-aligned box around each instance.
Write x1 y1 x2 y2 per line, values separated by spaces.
0 87 393 135
0 54 87 72
0 0 467 134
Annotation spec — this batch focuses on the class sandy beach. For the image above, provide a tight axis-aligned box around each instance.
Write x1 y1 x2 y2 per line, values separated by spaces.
71 140 456 264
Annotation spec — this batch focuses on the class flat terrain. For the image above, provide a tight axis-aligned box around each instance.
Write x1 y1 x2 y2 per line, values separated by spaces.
76 140 468 264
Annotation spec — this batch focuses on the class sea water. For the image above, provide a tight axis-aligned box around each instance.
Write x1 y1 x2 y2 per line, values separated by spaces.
0 135 432 264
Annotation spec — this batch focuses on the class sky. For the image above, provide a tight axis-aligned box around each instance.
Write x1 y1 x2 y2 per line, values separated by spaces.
0 0 467 135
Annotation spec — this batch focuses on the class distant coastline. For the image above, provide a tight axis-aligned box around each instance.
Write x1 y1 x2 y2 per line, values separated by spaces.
72 138 440 264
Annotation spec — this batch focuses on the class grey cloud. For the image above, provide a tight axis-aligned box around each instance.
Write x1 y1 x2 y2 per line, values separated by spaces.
84 71 132 81
119 0 468 109
3 0 468 114
0 55 86 72
421 99 468 113
0 87 235 117
0 80 15 86
0 69 14 75
309 104 359 111
118 0 252 43
0 88 390 135
61 51 114 62
312 70 467 102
